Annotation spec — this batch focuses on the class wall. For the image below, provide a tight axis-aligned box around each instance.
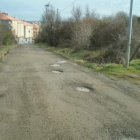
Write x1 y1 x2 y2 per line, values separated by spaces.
17 23 24 37
11 20 18 36
24 26 33 38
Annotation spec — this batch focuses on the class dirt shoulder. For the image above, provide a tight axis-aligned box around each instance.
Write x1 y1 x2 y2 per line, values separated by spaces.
38 45 140 85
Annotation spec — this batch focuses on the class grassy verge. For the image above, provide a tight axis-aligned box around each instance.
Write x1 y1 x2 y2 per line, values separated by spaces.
37 43 140 83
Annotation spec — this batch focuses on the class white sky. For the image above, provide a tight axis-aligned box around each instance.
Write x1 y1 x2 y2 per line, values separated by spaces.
0 0 139 21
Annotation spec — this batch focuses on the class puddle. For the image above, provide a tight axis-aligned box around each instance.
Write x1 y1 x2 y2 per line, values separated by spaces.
76 87 90 92
52 70 63 74
51 64 60 67
121 133 140 140
56 61 67 64
0 93 5 98
121 137 138 140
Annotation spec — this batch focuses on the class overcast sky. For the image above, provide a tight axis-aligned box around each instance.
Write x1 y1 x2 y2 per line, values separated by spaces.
0 0 139 21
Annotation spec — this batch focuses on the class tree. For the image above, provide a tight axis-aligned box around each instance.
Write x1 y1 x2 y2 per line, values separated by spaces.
71 6 99 51
37 5 61 46
71 6 82 22
0 12 15 47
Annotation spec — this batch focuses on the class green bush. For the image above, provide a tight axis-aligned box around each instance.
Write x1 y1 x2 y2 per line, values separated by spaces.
0 24 15 47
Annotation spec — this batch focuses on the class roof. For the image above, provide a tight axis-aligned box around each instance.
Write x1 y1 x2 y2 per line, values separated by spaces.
30 22 40 29
21 20 32 26
0 13 17 21
0 13 33 26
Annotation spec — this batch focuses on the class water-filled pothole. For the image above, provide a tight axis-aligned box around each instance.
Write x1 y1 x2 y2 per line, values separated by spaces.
76 87 90 92
51 64 60 67
121 132 140 140
0 93 5 98
56 61 67 64
52 70 63 74
121 137 139 140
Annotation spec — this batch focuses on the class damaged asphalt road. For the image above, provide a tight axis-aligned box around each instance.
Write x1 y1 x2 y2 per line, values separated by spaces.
0 44 140 140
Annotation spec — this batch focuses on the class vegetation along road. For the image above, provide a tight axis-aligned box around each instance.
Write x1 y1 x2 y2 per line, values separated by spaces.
0 44 140 140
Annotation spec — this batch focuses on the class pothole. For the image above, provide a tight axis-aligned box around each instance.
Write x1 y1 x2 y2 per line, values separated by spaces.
121 132 140 140
0 93 5 98
76 87 90 92
51 64 60 67
56 61 67 64
121 137 138 140
52 70 63 74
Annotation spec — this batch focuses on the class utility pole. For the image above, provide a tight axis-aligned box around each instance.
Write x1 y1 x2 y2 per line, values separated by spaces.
45 4 50 20
45 4 50 38
126 0 133 68
57 9 59 20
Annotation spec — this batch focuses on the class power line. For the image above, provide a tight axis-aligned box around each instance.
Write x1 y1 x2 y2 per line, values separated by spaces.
60 0 78 12
45 0 52 7
48 0 52 4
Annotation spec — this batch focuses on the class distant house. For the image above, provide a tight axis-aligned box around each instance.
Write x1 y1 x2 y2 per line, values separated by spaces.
30 22 40 40
0 13 18 37
11 17 25 43
0 12 34 44
21 21 33 43
17 19 24 38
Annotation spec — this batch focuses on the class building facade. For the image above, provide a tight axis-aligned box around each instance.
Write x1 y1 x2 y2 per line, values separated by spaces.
22 21 33 43
0 13 18 36
0 13 39 44
30 22 40 40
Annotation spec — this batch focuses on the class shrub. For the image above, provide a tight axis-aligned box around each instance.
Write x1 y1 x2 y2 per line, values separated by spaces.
0 23 14 47
71 20 93 51
91 12 128 48
37 5 140 64
94 47 125 64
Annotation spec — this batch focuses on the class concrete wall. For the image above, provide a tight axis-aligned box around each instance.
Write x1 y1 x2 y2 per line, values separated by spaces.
11 20 18 36
24 26 33 38
18 37 26 44
17 23 24 37
33 28 39 39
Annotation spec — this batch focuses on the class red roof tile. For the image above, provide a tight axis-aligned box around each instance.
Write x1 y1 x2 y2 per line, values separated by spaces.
0 13 17 21
21 21 32 26
30 23 40 29
0 13 33 27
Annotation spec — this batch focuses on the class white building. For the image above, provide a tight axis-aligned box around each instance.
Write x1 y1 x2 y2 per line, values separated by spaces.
0 13 34 43
0 13 18 37
22 21 33 43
